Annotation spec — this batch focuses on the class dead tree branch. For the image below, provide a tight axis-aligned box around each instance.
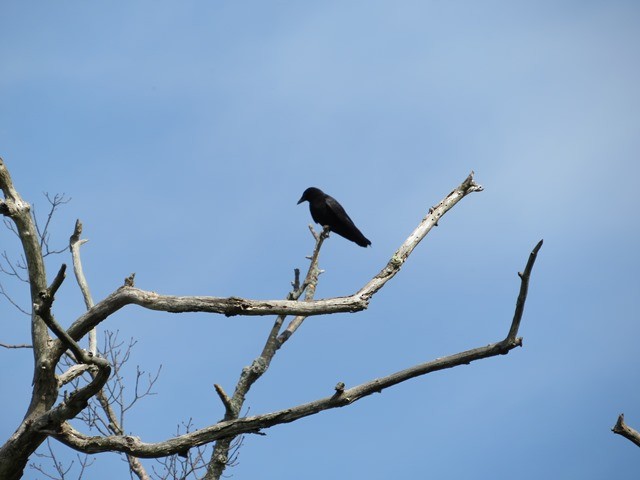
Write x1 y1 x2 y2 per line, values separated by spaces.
1 156 540 480
205 224 329 479
59 173 483 360
0 342 33 349
69 219 97 355
0 157 57 480
47 175 538 467
51 236 541 458
613 414 640 447
33 193 71 257
507 239 543 342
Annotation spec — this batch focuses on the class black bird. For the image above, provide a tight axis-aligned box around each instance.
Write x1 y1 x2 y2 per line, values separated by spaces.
297 187 371 247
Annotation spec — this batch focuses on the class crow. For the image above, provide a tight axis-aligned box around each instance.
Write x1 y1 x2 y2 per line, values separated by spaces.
297 187 371 247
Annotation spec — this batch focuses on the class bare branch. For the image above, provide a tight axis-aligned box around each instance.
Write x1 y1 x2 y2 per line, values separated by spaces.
55 237 540 461
613 414 640 447
57 365 96 388
30 262 113 434
0 157 51 348
88 331 154 480
52 332 522 458
0 342 33 349
69 219 97 355
2 217 20 237
206 222 329 478
356 172 482 302
29 438 75 480
2 160 535 480
290 268 300 293
35 264 90 364
507 239 543 342
69 220 94 309
0 250 28 283
152 420 210 480
214 385 234 417
277 226 327 346
29 437 96 480
61 173 483 360
33 192 71 257
0 157 63 480
0 281 30 315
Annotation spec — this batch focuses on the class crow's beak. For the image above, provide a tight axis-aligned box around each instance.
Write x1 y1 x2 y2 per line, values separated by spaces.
297 197 305 205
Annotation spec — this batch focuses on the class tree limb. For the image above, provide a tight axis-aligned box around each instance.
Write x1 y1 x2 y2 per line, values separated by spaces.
507 239 543 342
3 161 536 480
69 219 97 355
58 173 483 361
205 223 329 479
69 218 153 480
0 157 58 480
53 239 541 460
613 414 640 447
0 342 33 349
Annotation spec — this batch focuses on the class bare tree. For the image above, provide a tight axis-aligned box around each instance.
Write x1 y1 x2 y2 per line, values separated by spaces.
0 157 542 479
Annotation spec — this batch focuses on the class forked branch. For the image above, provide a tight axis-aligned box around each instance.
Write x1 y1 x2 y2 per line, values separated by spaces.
53 239 542 459
206 222 329 479
58 173 484 360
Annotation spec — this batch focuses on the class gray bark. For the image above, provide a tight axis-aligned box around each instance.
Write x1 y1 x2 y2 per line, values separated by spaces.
0 158 542 479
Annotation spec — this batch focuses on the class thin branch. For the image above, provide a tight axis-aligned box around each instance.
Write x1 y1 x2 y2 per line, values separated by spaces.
0 342 33 349
206 223 329 479
90 331 153 479
69 219 96 355
276 226 328 346
0 281 30 315
2 217 20 238
356 172 483 303
0 250 28 282
613 414 640 447
33 192 71 257
53 334 519 458
152 420 210 480
35 264 90 364
29 438 76 480
507 239 543 342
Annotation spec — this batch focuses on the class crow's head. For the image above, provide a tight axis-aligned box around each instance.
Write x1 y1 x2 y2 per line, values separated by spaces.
297 187 324 204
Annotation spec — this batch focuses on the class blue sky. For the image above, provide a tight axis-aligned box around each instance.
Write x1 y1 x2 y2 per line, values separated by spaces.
1 1 639 478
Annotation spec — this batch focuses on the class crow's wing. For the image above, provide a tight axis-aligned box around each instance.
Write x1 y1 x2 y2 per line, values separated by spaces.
324 195 358 230
324 195 371 247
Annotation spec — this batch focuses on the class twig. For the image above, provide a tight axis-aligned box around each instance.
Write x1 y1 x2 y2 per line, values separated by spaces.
277 226 327 346
214 385 234 417
0 342 33 349
33 192 71 256
506 239 543 342
0 281 30 315
0 250 28 282
290 268 300 295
